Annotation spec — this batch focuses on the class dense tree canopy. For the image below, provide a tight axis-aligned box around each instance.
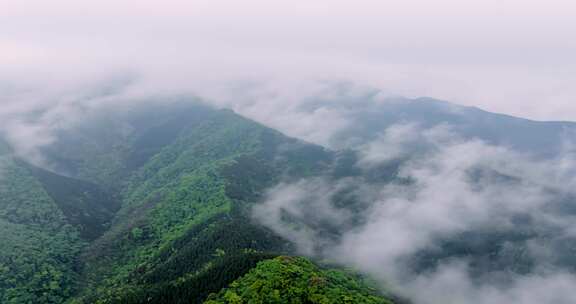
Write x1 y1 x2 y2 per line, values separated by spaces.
0 103 393 304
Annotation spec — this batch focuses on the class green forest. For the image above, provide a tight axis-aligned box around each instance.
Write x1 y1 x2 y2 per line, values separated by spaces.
0 102 394 304
204 256 392 304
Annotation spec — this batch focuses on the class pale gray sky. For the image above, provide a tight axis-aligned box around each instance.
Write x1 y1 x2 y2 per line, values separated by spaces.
2 0 576 121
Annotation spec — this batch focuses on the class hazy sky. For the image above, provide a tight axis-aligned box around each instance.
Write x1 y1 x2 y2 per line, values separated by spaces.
2 0 576 121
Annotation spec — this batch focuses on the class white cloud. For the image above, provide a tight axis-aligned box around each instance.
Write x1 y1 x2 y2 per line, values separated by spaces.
1 0 576 121
254 123 576 304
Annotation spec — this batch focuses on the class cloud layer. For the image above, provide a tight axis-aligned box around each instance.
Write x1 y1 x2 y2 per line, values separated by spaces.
253 123 576 304
2 0 576 121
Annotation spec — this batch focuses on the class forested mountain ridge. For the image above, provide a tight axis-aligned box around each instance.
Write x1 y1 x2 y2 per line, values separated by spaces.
204 256 393 304
0 137 117 302
2 96 575 303
70 104 338 303
0 100 392 303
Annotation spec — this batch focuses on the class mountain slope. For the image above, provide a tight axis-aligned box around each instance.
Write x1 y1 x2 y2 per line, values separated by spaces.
4 96 574 303
53 102 347 303
204 256 391 304
326 96 576 157
1 100 357 304
22 161 119 240
0 129 119 302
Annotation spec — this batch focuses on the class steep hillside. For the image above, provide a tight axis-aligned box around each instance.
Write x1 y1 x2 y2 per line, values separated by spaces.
204 256 392 304
22 161 120 240
7 96 572 303
32 101 378 303
39 101 218 189
0 155 116 303
2 101 381 304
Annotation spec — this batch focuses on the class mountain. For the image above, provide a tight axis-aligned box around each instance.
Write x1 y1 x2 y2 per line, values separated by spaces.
204 256 392 304
0 100 393 303
323 95 576 157
0 96 574 304
0 152 116 303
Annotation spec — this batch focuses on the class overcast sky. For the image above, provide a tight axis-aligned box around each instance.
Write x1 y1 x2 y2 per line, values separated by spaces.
2 0 576 121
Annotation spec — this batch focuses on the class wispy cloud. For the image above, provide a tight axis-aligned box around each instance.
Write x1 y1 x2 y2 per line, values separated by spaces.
2 0 576 121
254 123 576 304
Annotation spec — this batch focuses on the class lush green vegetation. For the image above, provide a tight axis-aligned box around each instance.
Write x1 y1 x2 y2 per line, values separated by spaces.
72 110 280 302
0 157 85 303
0 103 393 304
104 252 280 304
204 256 392 304
5 97 576 304
57 105 343 303
21 161 119 240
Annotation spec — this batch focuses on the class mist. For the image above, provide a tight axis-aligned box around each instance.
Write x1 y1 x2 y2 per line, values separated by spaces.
253 123 576 304
2 1 576 303
2 64 576 304
2 0 576 121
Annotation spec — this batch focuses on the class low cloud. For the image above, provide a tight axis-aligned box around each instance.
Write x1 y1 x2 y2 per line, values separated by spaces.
2 74 576 303
0 77 390 165
254 124 576 304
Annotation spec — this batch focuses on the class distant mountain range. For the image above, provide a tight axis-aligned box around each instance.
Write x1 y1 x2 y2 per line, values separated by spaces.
315 96 576 157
